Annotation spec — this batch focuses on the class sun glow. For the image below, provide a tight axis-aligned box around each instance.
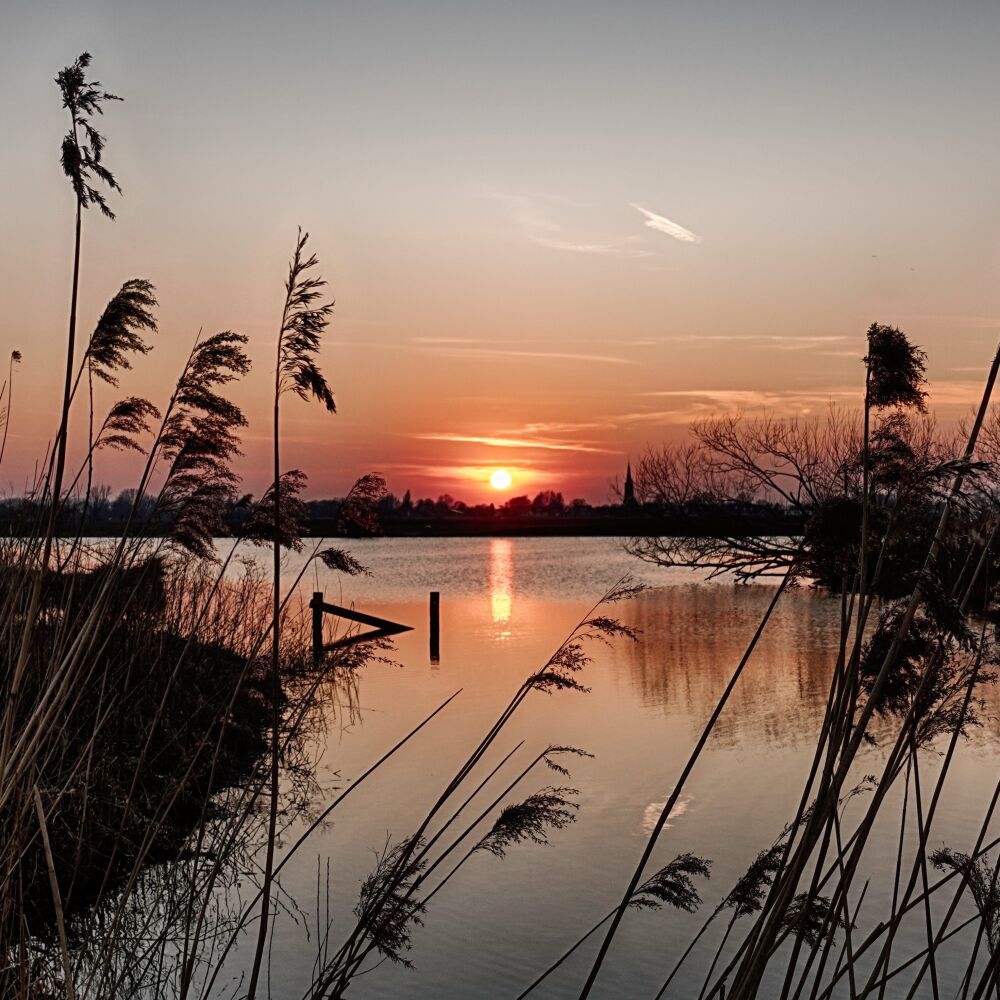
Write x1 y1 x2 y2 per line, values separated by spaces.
489 469 513 490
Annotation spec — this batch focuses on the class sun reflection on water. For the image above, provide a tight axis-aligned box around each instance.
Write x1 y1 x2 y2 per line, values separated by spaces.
488 538 513 634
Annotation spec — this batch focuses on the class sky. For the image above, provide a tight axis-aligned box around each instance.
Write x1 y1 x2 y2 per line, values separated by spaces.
1 0 999 503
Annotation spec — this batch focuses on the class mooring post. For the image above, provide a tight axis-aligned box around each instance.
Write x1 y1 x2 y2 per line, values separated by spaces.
429 591 440 664
312 591 323 664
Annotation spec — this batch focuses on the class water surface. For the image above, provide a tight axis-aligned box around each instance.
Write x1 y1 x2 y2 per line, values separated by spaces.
217 537 1000 998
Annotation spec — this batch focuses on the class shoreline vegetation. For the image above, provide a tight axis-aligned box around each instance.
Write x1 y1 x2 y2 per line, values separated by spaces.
0 499 801 539
9 49 1000 1000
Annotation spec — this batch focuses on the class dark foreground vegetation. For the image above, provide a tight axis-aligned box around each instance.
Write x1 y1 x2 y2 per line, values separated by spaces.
7 50 1000 1000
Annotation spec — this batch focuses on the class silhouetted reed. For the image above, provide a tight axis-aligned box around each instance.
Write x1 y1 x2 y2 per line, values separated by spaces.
0 54 392 1000
0 350 22 469
516 852 712 999
564 330 1000 1000
243 226 342 1000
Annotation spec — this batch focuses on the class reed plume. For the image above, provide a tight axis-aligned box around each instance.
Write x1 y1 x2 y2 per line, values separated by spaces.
0 350 21 468
246 228 338 1000
474 787 579 858
631 853 712 913
86 279 157 386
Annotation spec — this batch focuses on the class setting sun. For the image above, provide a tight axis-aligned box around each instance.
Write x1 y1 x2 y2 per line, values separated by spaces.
489 469 513 490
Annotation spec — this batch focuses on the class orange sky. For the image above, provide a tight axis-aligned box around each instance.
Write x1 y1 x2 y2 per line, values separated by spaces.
2 3 1000 503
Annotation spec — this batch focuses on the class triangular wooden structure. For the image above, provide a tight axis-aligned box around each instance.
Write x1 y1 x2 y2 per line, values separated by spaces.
310 591 413 661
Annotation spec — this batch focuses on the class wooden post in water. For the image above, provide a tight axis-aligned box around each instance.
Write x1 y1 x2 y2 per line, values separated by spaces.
429 591 440 664
312 592 323 664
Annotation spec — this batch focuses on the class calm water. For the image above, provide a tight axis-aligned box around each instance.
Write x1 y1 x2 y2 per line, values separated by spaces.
212 537 1000 999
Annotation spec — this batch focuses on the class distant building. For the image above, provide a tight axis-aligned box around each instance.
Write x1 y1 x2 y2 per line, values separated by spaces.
622 461 638 509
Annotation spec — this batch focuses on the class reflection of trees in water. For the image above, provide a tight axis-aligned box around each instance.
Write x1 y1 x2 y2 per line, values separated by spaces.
619 584 1000 754
618 585 844 749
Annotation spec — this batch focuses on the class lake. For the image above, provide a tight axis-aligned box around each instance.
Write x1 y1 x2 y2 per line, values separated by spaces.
209 536 1000 999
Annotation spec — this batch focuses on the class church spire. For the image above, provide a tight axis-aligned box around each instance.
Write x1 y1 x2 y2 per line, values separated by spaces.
623 458 637 508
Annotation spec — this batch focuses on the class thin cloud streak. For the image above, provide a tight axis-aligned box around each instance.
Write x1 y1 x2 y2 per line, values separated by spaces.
630 203 701 243
650 334 849 348
379 462 546 482
631 380 987 421
415 433 616 454
642 388 858 406
764 337 850 352
480 187 665 265
515 420 610 434
531 235 656 259
410 336 483 345
414 345 638 366
459 378 987 448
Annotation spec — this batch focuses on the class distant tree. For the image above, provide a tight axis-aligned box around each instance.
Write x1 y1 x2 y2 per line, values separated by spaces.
89 483 112 519
634 442 714 511
504 495 531 516
376 492 398 517
532 490 565 514
109 488 133 520
109 487 154 522
629 329 973 592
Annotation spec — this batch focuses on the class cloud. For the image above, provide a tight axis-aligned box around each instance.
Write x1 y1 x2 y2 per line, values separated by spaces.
478 187 665 264
642 388 857 407
924 380 997 406
761 336 849 352
531 235 656 259
415 433 615 454
410 336 483 345
515 420 610 434
413 344 638 366
475 187 588 233
379 461 547 482
603 388 862 426
631 379 987 422
630 203 701 243
628 334 848 350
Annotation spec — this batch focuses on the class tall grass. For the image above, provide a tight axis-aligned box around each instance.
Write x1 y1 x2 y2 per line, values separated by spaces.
0 53 352 998
558 340 1000 999
245 228 338 1000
